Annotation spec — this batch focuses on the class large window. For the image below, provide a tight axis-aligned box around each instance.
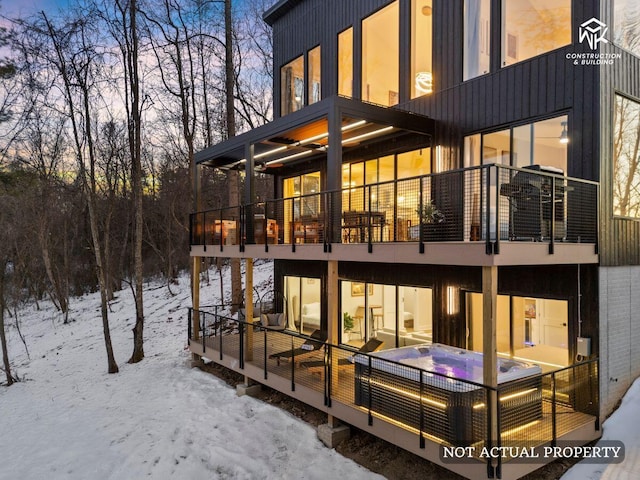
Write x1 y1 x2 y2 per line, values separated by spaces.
284 276 321 334
340 281 433 349
501 0 571 66
283 172 321 242
613 94 640 218
411 0 433 98
614 0 640 55
464 0 490 80
308 46 321 105
281 56 304 115
338 28 353 97
469 115 569 172
362 1 399 106
466 293 569 369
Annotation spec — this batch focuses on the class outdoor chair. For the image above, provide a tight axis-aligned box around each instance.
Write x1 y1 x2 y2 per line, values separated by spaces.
268 329 327 365
300 338 384 378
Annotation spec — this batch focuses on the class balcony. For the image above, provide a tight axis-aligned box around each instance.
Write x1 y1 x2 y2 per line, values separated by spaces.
188 308 600 480
190 164 598 266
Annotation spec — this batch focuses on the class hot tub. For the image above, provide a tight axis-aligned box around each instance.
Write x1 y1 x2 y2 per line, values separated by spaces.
354 344 542 445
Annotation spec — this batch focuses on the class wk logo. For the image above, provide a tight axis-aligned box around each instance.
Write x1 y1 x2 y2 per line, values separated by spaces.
579 18 609 50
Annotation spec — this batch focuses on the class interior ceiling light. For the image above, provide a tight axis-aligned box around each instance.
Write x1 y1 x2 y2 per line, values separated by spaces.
422 5 432 16
559 121 569 144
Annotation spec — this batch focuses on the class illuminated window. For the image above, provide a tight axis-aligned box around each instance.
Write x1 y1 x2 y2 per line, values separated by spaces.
308 46 321 104
464 0 490 80
285 276 321 335
281 56 304 115
411 0 433 97
501 0 571 66
614 94 640 218
338 28 353 97
362 1 399 106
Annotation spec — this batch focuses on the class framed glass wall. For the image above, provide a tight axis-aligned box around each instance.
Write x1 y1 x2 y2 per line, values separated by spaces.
411 0 433 97
284 276 322 334
501 0 571 66
362 1 399 105
342 148 430 241
338 27 353 97
463 0 490 80
283 172 321 242
466 293 569 370
340 280 433 349
308 46 321 105
281 55 304 115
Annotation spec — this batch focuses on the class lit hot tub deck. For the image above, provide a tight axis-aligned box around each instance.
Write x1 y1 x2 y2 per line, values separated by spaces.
354 344 543 446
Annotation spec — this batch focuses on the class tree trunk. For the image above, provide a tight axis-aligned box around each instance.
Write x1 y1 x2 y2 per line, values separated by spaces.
224 0 243 312
128 0 145 363
0 265 15 386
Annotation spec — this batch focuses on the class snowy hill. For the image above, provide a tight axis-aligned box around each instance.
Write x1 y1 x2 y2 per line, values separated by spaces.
0 262 381 480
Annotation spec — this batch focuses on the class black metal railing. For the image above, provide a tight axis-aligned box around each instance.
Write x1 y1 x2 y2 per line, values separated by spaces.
190 165 598 254
187 308 599 477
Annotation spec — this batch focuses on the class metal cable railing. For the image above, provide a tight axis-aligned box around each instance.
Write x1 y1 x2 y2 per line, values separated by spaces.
190 165 598 254
187 308 599 475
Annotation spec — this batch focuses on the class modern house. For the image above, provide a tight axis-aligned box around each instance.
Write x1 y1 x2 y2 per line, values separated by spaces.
188 1 640 478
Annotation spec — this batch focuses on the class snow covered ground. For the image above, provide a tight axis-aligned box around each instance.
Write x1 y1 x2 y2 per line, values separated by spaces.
0 261 382 480
1 260 638 480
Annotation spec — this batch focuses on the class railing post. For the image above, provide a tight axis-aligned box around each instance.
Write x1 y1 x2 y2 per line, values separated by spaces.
202 211 207 252
367 185 373 253
291 334 296 392
368 355 373 426
324 344 331 407
200 311 206 354
419 370 425 449
263 328 268 380
549 177 556 254
419 179 425 254
291 199 296 253
486 386 494 479
239 321 244 369
187 308 192 345
494 167 500 255
218 307 223 361
551 371 557 446
485 166 493 255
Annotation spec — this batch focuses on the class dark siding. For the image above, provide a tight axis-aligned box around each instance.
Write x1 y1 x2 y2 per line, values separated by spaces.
597 2 640 265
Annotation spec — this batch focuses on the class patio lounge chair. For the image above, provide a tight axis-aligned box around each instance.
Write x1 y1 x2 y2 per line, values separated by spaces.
300 338 384 377
268 329 327 365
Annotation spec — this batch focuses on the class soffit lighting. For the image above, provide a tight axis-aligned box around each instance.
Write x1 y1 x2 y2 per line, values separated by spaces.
342 126 394 145
265 149 312 166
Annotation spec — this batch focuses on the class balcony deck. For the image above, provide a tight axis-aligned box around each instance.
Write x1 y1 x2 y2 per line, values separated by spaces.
188 317 600 480
191 165 599 267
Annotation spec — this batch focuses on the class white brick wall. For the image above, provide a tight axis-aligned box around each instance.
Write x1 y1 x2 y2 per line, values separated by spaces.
599 266 640 417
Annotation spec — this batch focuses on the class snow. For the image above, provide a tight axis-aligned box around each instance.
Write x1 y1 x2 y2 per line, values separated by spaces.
0 261 382 480
561 377 640 480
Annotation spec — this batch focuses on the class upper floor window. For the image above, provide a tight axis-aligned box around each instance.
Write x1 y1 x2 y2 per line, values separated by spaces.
614 0 640 56
614 94 640 218
465 115 568 174
501 0 571 67
308 46 321 105
338 27 353 97
463 0 490 80
411 0 433 98
362 1 399 106
281 55 304 115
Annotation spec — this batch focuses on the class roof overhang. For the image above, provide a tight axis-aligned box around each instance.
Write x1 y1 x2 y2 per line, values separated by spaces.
263 0 303 25
195 96 437 173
